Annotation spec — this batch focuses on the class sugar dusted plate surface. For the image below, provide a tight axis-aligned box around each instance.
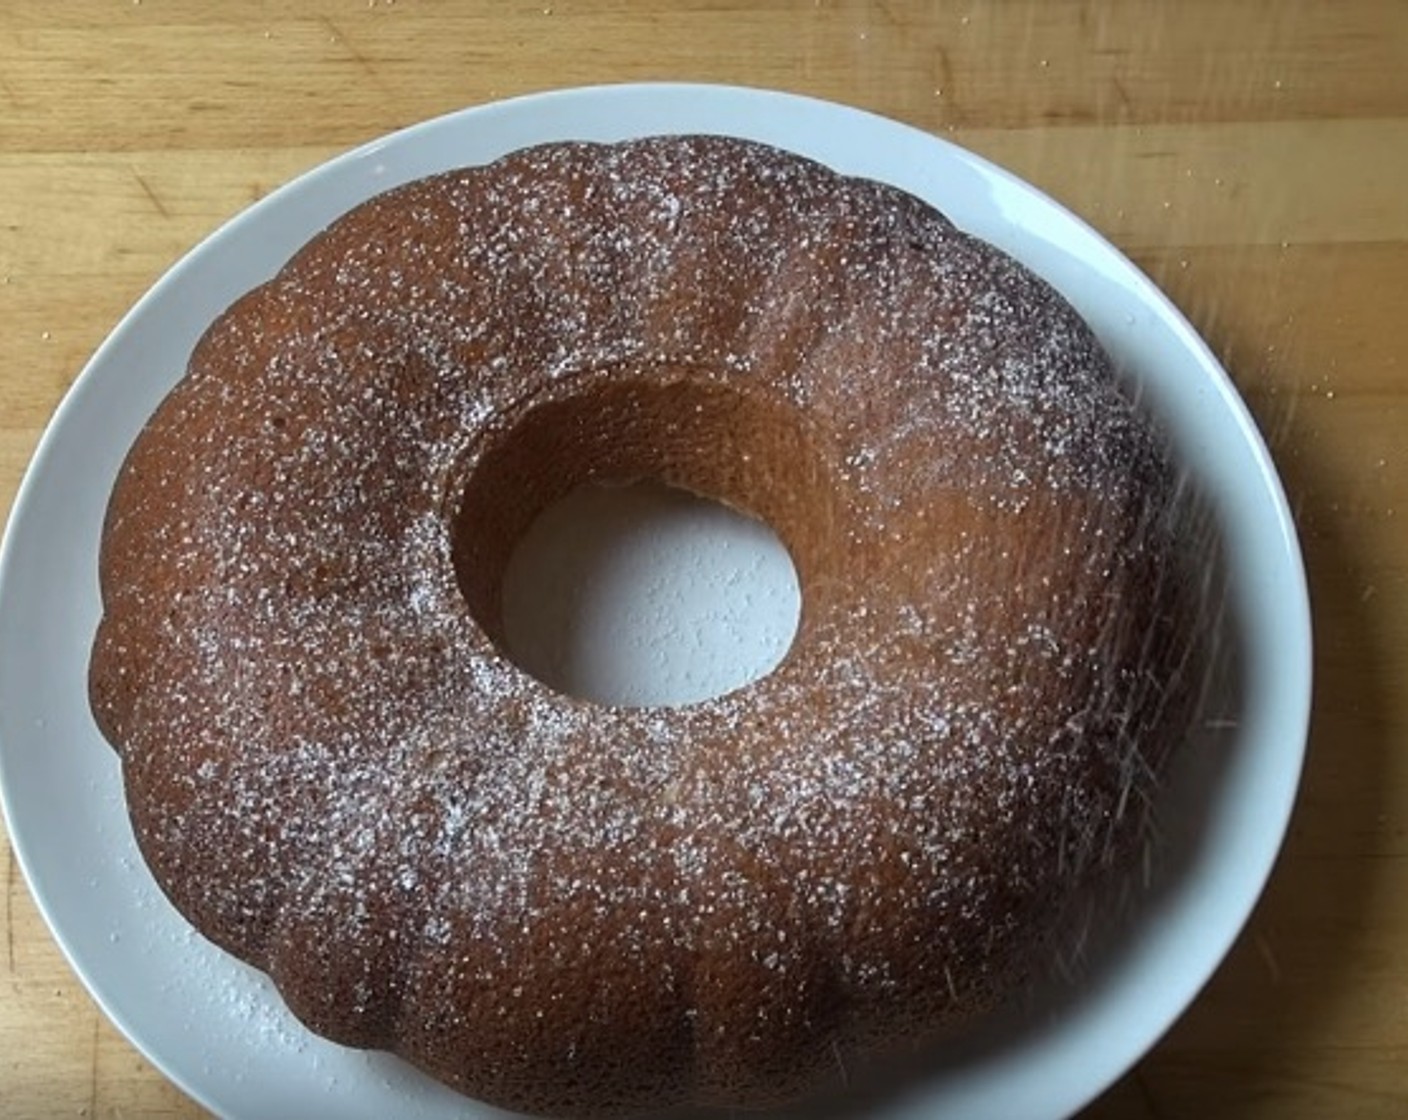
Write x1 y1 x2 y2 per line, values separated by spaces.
0 84 1309 1120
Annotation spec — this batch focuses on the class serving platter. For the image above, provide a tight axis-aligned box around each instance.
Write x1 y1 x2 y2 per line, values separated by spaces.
0 83 1311 1119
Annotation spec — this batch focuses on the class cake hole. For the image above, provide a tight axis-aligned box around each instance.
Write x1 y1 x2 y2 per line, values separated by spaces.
500 480 802 707
450 373 844 707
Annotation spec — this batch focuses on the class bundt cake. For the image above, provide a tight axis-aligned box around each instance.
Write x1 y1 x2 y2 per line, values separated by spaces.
90 135 1205 1116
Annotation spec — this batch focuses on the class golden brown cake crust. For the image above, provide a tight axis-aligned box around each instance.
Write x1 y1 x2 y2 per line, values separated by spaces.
90 136 1202 1117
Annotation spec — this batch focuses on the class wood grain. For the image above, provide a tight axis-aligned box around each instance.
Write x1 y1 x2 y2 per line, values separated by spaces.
2 2 1406 1117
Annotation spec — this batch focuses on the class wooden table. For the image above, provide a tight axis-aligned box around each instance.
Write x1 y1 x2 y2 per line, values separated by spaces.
2 3 1404 1117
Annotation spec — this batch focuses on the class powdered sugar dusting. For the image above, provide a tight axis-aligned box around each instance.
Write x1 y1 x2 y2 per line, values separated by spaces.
90 136 1204 1115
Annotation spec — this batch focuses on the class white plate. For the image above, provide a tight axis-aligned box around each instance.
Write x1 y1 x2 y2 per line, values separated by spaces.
0 84 1311 1120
